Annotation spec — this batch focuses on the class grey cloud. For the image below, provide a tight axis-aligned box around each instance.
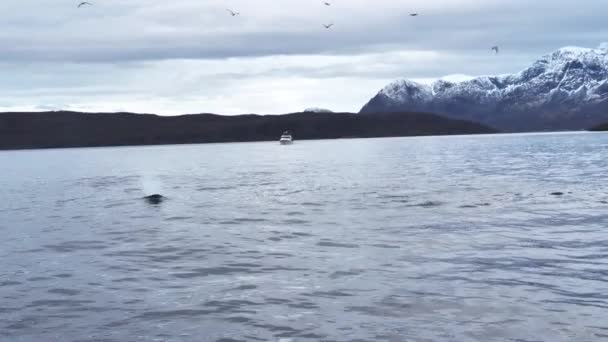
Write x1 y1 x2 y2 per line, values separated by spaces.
1 0 607 114
0 0 606 62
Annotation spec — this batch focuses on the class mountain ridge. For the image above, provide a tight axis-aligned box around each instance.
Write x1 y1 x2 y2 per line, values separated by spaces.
360 44 608 132
0 111 496 150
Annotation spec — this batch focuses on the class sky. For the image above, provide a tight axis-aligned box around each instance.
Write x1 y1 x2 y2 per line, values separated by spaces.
1 0 607 115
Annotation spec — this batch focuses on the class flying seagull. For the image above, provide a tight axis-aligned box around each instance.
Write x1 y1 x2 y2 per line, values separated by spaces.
491 46 499 54
324 2 331 5
226 9 240 16
77 2 92 8
409 13 419 17
323 23 334 29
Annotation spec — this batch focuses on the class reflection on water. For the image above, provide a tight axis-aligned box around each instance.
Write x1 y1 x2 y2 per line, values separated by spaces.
1 132 608 341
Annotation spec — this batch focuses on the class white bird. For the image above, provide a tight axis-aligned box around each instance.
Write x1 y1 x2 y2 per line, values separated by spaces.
324 2 331 6
410 13 419 17
491 46 499 54
77 2 92 8
323 23 334 29
226 9 240 16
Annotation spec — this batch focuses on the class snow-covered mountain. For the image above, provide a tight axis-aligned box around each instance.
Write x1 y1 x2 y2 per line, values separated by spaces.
303 107 334 113
360 44 608 131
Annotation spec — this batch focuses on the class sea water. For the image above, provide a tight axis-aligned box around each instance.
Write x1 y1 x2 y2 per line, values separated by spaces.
1 132 607 341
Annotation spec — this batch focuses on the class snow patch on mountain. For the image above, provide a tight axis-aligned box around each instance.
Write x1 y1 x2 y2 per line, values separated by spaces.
439 74 476 83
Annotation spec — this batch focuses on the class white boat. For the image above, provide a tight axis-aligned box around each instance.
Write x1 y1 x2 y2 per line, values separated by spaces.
279 131 293 145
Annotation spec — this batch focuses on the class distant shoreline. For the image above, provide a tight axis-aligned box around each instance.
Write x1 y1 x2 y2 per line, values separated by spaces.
589 123 608 132
0 111 497 151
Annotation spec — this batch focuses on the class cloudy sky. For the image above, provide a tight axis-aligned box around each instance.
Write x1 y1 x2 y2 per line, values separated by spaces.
0 0 607 114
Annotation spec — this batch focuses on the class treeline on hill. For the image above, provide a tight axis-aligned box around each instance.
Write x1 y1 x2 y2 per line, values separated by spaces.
0 111 497 150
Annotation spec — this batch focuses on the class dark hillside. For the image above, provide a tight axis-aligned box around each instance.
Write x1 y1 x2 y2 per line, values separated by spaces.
0 111 497 150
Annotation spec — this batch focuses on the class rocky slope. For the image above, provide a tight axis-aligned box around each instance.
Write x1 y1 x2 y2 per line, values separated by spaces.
360 44 608 131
